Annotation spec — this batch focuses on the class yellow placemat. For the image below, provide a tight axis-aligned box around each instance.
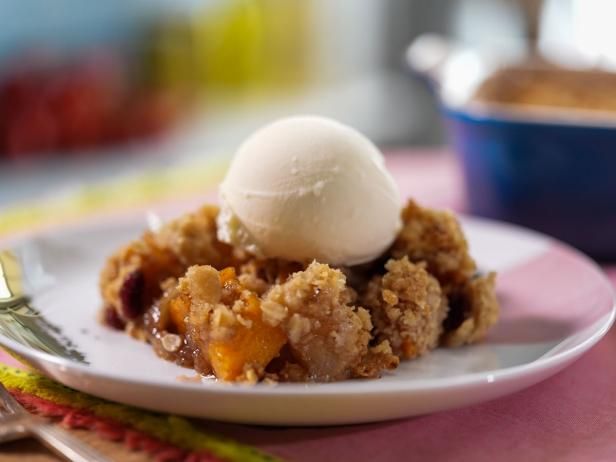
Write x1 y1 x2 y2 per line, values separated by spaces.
0 156 229 240
0 365 278 461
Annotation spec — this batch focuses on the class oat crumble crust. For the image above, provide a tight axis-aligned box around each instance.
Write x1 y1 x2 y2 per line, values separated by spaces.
362 257 448 359
99 199 500 383
237 258 305 295
391 199 477 294
441 273 499 347
261 262 398 381
389 199 499 346
99 206 238 326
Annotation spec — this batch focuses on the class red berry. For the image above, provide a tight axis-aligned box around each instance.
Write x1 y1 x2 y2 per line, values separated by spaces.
103 306 126 330
119 270 146 319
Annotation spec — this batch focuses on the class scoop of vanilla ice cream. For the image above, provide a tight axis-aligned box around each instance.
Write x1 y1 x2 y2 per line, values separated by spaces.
217 116 402 265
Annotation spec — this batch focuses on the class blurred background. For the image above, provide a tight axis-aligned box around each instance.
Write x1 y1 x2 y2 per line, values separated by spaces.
2 0 615 251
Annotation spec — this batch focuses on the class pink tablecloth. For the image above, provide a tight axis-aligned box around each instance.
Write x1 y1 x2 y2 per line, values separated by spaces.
212 150 616 462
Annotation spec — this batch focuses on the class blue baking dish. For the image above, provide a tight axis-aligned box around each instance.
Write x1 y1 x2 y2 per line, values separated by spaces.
407 35 616 259
445 107 616 258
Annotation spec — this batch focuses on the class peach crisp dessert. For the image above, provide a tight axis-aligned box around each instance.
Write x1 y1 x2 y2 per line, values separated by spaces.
99 116 499 383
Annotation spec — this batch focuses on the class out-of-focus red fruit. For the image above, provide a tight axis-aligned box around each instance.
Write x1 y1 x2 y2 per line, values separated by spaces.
0 73 40 110
118 91 181 142
51 79 107 149
49 77 116 150
0 51 57 120
0 71 43 154
5 100 58 157
0 48 185 157
47 52 125 152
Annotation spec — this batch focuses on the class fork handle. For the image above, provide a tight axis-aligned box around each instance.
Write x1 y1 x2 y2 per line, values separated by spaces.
31 423 112 462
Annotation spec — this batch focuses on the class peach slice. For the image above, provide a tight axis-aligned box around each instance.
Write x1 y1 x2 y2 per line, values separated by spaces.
168 294 190 335
208 282 287 381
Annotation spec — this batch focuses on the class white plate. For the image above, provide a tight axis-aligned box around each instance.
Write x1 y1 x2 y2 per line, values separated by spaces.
0 214 613 426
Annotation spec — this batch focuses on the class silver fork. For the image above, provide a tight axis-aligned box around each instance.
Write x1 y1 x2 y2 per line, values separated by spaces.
0 382 112 461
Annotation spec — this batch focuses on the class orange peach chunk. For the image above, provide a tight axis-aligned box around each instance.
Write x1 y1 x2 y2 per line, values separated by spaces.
168 295 190 335
208 293 286 381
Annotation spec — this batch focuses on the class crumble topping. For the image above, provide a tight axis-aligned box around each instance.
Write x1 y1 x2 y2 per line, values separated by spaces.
161 333 182 352
441 273 499 347
392 199 477 293
99 199 500 383
99 206 238 324
362 257 448 359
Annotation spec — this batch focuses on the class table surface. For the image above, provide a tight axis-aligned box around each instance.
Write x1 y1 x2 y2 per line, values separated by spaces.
1 149 615 462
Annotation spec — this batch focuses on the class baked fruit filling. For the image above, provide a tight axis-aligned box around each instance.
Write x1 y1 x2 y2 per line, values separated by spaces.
99 199 499 383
